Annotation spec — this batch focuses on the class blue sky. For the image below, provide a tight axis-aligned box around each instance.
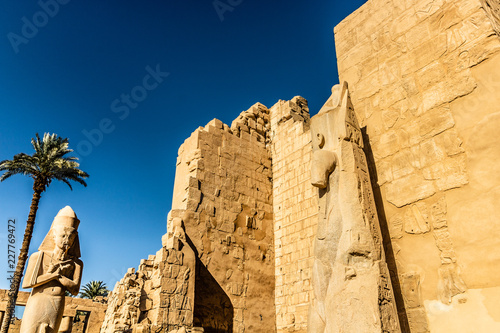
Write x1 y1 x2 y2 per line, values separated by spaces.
0 0 367 296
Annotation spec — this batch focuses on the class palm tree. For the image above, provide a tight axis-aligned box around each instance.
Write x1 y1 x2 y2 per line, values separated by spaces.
0 133 89 333
79 280 109 299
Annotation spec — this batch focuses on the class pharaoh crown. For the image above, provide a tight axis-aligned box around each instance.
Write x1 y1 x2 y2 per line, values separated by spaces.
52 206 80 230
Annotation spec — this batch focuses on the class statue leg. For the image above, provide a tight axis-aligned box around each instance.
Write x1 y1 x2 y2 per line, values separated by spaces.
308 254 332 333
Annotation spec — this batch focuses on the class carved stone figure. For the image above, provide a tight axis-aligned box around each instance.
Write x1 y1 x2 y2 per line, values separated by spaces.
308 82 400 332
100 211 196 333
20 206 83 333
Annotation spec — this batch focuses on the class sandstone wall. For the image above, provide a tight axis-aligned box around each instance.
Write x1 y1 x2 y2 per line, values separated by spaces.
100 242 196 333
335 0 500 331
269 97 318 333
172 103 276 333
0 290 107 333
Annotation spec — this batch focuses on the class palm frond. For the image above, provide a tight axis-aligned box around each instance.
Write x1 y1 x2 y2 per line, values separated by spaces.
79 280 109 299
0 133 89 191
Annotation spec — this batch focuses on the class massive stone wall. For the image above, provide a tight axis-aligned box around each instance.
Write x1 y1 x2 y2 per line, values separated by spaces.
102 104 276 333
269 97 318 333
335 0 500 331
171 103 276 333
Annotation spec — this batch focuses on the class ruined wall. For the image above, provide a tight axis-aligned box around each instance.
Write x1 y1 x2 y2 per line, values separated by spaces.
335 0 500 331
269 97 318 333
172 103 275 333
0 290 107 333
100 238 196 333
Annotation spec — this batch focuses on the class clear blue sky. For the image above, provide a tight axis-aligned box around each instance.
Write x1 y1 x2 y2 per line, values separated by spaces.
0 0 367 294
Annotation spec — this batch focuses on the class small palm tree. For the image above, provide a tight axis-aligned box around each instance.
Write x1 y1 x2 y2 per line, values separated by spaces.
0 133 89 333
79 280 109 299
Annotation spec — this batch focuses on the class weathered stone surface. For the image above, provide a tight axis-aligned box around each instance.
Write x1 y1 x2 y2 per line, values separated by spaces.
270 96 317 332
336 0 500 331
308 83 399 332
404 204 431 235
437 262 467 304
388 214 404 239
385 174 436 208
401 273 423 310
481 0 500 37
19 206 83 333
100 214 196 333
422 155 468 191
430 196 447 229
88 1 500 332
406 307 430 333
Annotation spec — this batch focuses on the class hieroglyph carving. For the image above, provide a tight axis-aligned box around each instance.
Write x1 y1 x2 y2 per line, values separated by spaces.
100 212 195 333
308 82 400 333
481 0 500 37
20 206 83 333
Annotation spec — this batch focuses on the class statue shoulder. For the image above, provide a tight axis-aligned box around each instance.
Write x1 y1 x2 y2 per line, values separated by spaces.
73 257 83 268
27 251 45 266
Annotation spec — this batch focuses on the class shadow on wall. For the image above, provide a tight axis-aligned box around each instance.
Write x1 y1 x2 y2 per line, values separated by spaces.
362 127 411 333
193 255 233 333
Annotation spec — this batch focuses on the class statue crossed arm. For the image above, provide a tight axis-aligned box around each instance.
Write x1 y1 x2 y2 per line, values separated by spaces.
23 252 82 295
20 206 83 333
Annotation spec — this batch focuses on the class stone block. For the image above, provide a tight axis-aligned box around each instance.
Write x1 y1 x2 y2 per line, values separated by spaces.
422 154 468 190
372 130 400 159
391 148 419 180
416 60 446 91
406 307 430 333
433 128 464 156
385 174 436 207
401 272 422 309
412 34 448 71
420 74 476 113
418 106 456 141
419 137 446 168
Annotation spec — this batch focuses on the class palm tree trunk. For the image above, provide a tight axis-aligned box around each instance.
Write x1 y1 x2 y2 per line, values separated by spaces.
0 190 42 333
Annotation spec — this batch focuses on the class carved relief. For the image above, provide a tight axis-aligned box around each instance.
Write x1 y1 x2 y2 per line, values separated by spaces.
404 204 430 234
308 82 400 332
391 193 466 312
401 272 430 333
100 212 195 333
481 0 500 37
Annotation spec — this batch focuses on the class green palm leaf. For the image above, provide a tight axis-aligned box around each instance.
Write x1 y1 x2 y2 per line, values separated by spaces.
79 281 109 299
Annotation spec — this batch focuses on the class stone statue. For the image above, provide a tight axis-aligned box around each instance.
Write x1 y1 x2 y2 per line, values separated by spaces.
20 206 83 333
308 82 400 332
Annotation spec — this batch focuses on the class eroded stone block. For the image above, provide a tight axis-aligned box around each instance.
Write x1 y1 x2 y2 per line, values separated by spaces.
385 174 436 207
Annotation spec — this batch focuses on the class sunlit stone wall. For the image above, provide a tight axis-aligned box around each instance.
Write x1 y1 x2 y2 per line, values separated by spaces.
335 0 500 331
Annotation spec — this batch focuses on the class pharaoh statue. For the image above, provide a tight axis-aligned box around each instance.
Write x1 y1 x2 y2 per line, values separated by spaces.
308 82 400 332
20 206 83 333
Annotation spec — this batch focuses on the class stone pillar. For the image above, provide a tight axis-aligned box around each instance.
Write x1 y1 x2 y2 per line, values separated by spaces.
308 82 400 333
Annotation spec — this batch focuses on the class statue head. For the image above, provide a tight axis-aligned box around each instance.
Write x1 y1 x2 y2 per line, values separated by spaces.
53 225 77 252
39 206 81 258
311 81 364 188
